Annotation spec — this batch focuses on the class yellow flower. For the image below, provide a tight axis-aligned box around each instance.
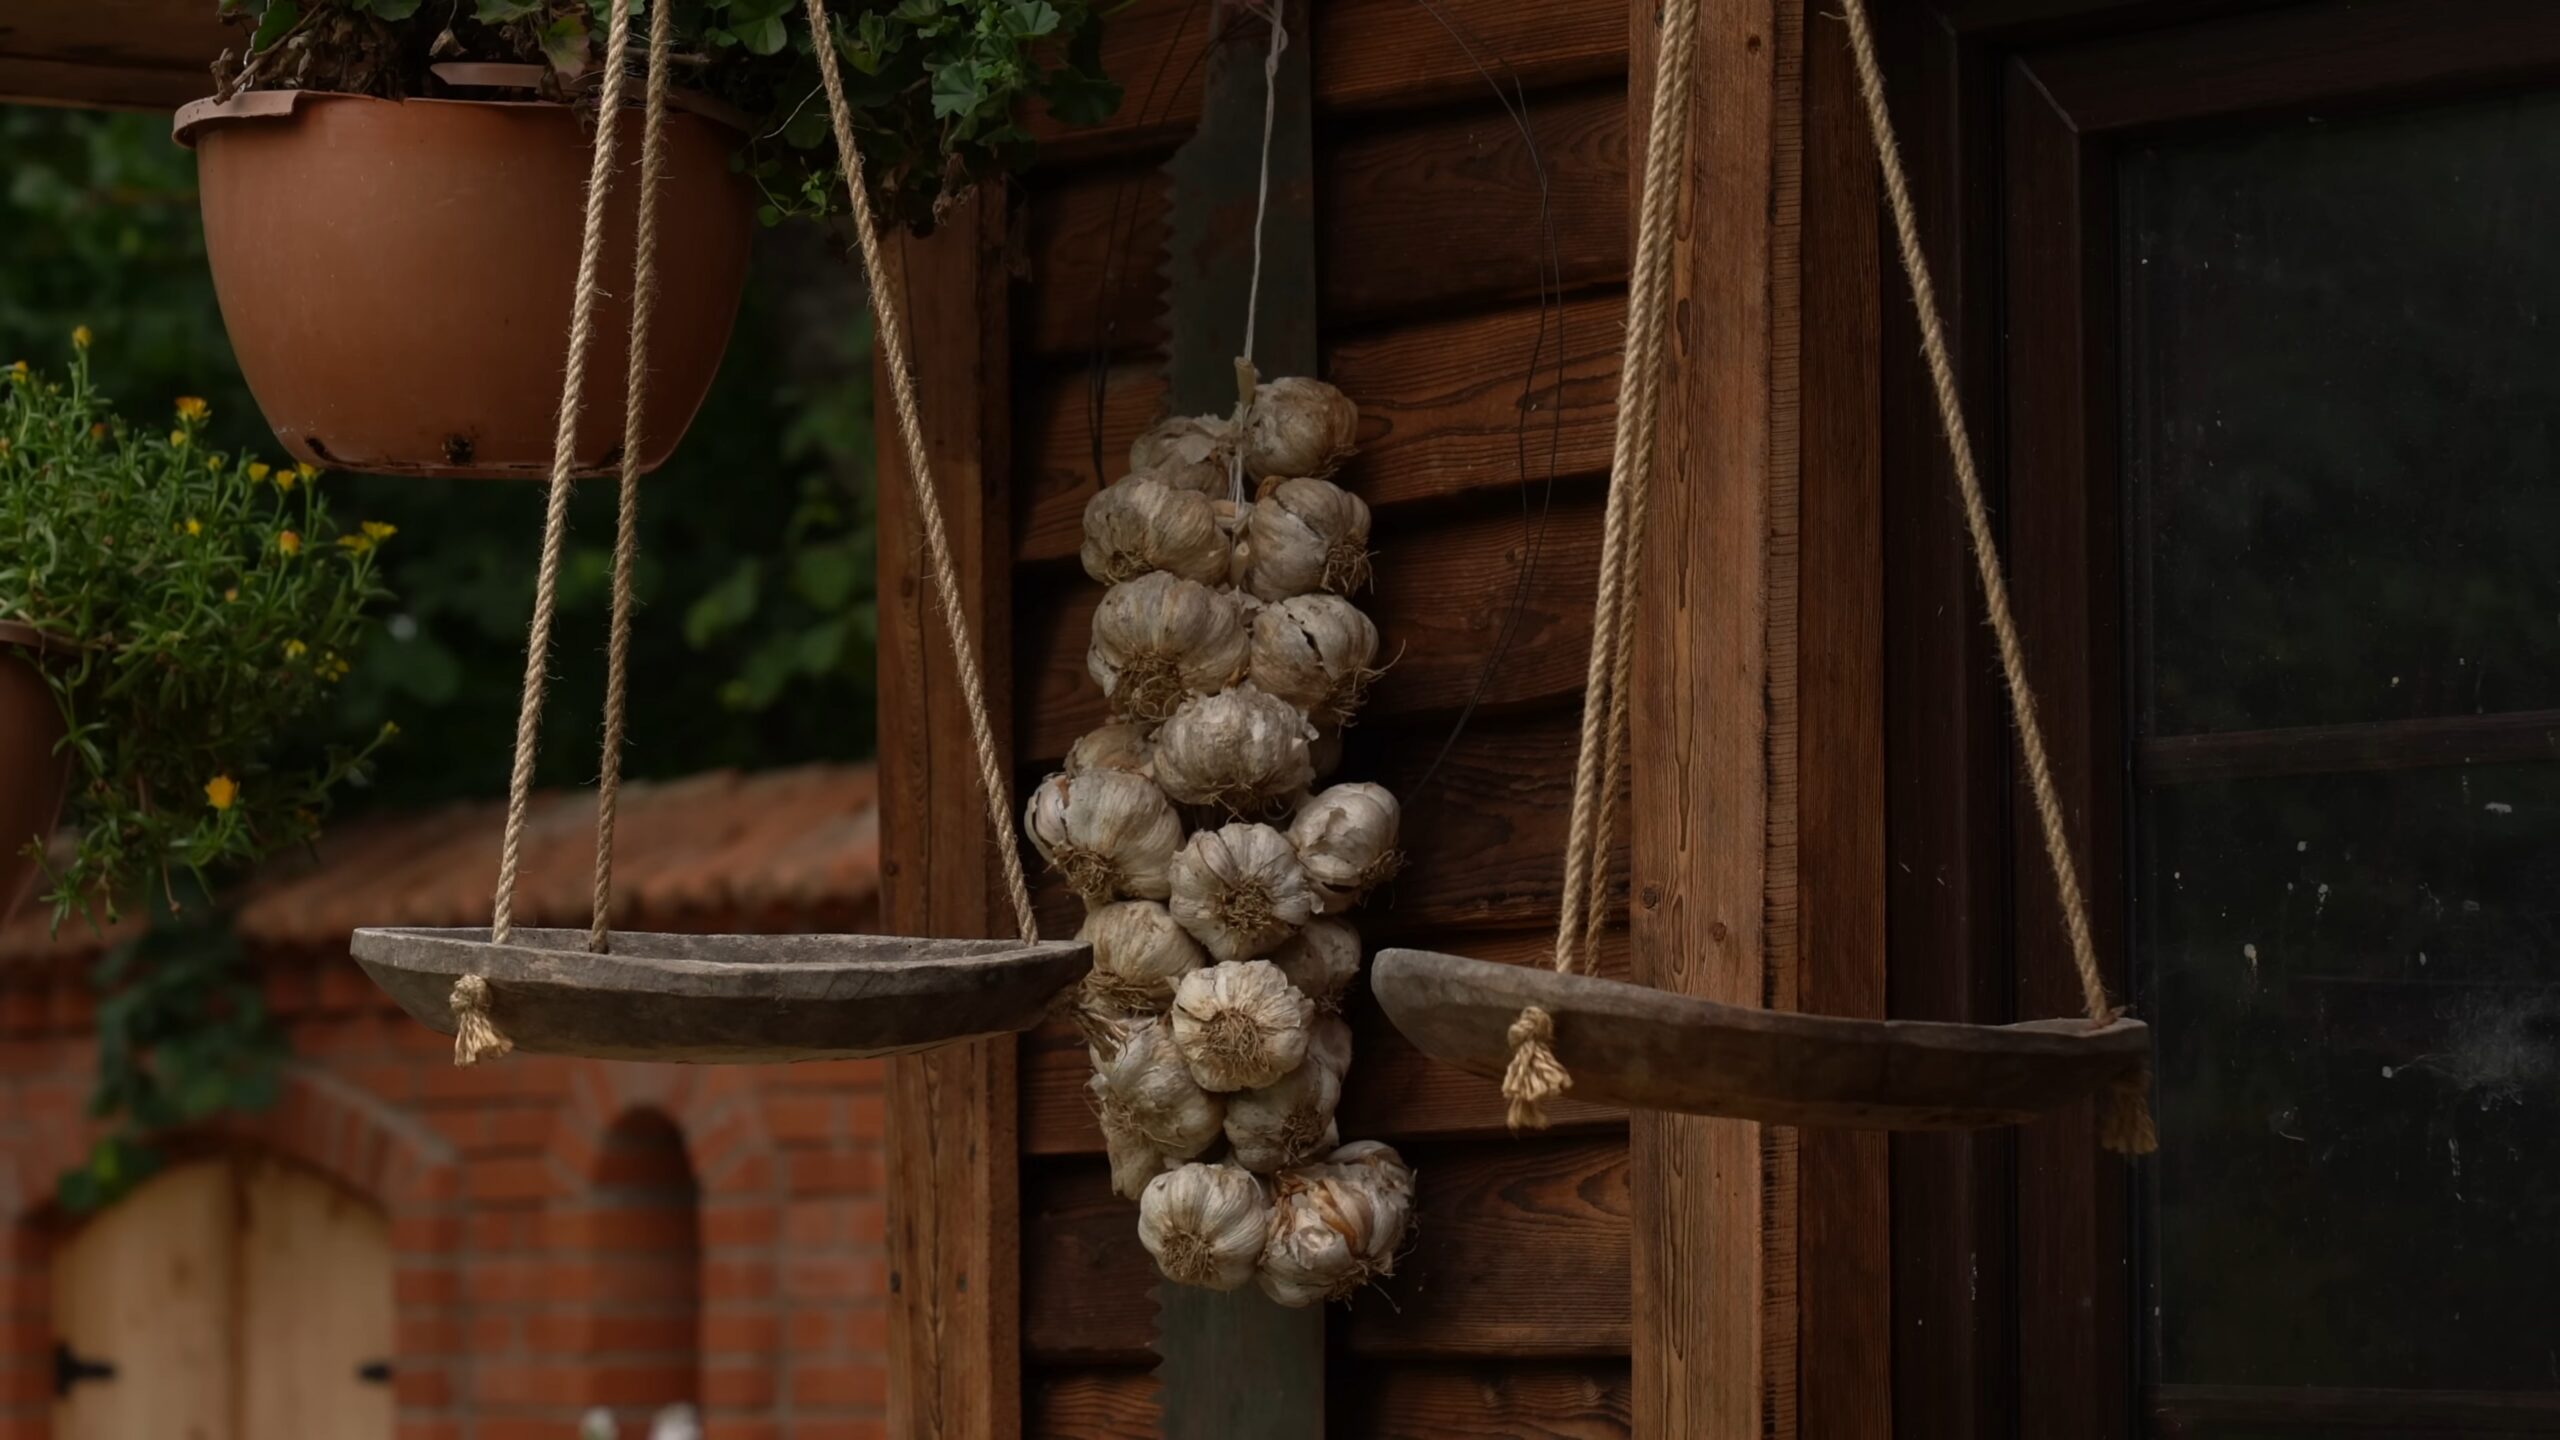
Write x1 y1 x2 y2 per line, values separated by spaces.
336 533 374 555
175 396 209 422
283 639 308 659
381 720 401 739
205 775 239 812
169 429 190 449
184 517 203 536
295 462 320 484
205 457 224 473
89 422 108 440
223 587 238 603
321 653 351 683
362 521 398 542
6 361 26 383
72 326 92 351
277 530 302 556
247 462 272 483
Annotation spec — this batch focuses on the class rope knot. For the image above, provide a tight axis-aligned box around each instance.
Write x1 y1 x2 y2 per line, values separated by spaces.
1501 1004 1570 1132
450 974 514 1068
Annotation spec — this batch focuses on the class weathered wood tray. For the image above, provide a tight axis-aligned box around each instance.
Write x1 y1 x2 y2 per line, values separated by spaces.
352 927 1091 1063
1371 947 2150 1129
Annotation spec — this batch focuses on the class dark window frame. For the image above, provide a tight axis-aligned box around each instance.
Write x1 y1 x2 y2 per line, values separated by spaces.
1878 2 2560 1434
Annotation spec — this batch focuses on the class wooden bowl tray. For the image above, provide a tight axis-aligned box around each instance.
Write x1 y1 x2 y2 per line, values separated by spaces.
352 927 1091 1063
1371 947 2149 1129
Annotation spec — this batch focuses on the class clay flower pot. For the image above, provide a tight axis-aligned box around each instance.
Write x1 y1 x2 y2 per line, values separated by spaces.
174 82 754 480
0 623 75 928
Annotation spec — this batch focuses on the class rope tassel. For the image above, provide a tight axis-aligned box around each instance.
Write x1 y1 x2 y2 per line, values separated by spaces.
1501 1005 1570 1132
2101 1062 2159 1156
450 974 513 1067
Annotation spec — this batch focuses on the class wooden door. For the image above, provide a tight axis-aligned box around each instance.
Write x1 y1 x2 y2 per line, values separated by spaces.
49 1156 394 1440
239 1156 396 1437
51 1161 240 1440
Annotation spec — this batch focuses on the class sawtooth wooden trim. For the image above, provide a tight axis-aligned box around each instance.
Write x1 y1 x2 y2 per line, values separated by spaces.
880 187 1022 1440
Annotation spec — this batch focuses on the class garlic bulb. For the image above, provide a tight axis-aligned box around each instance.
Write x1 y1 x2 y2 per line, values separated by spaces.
1256 1163 1412 1307
1024 769 1184 904
1139 1163 1268 1292
1090 1015 1225 1164
1307 1014 1354 1078
1079 900 1207 1014
1239 477 1372 601
1131 415 1238 498
1102 1112 1174 1202
1269 918 1362 1011
1226 1060 1343 1173
1243 377 1360 481
1171 959 1313 1091
1081 476 1229 586
1316 1139 1414 1199
1287 784 1402 911
1168 824 1318 963
1151 684 1317 813
1249 594 1381 726
1066 722 1155 777
1089 572 1249 723
1309 726 1344 780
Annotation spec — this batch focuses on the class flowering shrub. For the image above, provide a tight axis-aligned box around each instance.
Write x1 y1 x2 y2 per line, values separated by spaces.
0 338 396 925
212 0 1123 229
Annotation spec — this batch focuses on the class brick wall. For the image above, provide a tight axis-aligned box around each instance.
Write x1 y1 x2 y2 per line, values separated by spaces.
0 946 890 1440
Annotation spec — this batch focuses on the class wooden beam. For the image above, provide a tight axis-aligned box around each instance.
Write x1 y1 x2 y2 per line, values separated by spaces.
880 185 1022 1440
1626 0 1797 1435
0 2 230 109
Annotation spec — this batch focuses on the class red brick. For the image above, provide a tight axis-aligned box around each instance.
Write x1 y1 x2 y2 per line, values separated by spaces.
700 1360 778 1409
792 1363 888 1408
764 1092 839 1145
701 1201 780 1250
702 1308 780 1356
465 1155 568 1204
786 1150 881 1196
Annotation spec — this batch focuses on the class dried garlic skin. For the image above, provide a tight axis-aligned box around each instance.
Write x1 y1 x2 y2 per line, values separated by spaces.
1081 475 1230 586
1024 769 1184 904
1243 377 1360 481
1089 572 1249 723
1248 593 1381 726
1270 918 1362 1011
1226 1059 1344 1173
1239 476 1373 601
1308 725 1345 780
1306 1014 1354 1078
1288 783 1403 912
1168 823 1319 963
1066 722 1156 778
1079 900 1208 1014
1171 958 1313 1091
1151 684 1317 813
1139 1162 1269 1291
1101 1109 1175 1201
1090 1015 1225 1167
1256 1163 1412 1307
1132 412 1238 484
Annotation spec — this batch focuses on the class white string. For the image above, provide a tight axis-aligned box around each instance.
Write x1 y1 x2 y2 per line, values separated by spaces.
1228 0 1289 508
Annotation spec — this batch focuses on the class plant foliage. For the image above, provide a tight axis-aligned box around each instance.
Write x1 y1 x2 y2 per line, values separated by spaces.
0 343 396 927
211 0 1124 228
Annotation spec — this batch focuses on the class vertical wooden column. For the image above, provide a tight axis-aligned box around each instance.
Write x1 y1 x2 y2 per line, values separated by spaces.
880 186 1021 1440
1627 0 1792 1435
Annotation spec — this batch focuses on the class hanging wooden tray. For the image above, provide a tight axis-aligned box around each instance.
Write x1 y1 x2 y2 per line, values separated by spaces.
351 927 1090 1063
1371 948 2149 1129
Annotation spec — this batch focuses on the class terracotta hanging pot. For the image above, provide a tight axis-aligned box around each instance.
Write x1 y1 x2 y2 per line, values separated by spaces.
0 623 75 928
174 77 754 480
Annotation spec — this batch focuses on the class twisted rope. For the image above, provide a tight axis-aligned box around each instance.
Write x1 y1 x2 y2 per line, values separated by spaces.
1505 0 1701 1131
803 0 1039 946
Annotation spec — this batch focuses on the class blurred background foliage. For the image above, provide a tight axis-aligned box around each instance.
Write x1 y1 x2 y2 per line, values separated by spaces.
0 103 880 814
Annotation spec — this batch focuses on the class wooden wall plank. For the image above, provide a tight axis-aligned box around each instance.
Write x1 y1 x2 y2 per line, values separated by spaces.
1027 1367 1160 1440
0 2 230 108
1023 85 1627 360
880 189 1022 1440
1013 293 1625 565
1021 1158 1157 1365
1625 0 1790 1437
1332 1360 1635 1439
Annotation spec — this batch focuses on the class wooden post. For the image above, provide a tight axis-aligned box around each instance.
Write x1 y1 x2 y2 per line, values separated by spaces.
1626 0 1803 1434
880 186 1021 1440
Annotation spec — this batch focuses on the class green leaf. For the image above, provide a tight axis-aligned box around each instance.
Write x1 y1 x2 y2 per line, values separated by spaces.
790 544 861 610
732 14 788 54
248 0 301 52
362 0 423 18
472 0 546 20
684 560 763 647
540 14 593 77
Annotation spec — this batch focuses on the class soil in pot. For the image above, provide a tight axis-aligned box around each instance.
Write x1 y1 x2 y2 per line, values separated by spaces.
0 625 72 928
175 88 755 480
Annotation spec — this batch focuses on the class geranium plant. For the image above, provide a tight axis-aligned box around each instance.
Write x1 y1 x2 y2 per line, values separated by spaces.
0 339 397 926
211 0 1124 229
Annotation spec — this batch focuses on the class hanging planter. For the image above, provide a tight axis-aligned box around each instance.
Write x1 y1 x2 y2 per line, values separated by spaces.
0 623 74 928
173 75 753 480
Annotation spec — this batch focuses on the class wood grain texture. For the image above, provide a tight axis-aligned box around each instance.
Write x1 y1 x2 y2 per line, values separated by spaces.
1022 85 1627 359
1027 1366 1160 1440
51 1162 240 1440
0 2 230 108
1332 1360 1635 1439
1349 1138 1632 1358
1015 491 1606 759
1012 293 1625 565
1021 1157 1157 1365
879 189 1022 1440
1795 7 1892 1435
1625 0 1784 1434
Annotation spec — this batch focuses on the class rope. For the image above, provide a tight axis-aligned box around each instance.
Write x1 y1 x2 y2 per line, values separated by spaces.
1504 0 1701 1131
490 0 641 947
803 0 1040 946
591 0 677 955
450 974 513 1067
1228 0 1291 506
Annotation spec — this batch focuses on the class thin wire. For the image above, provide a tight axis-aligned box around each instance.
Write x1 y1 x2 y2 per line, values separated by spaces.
1237 0 1287 371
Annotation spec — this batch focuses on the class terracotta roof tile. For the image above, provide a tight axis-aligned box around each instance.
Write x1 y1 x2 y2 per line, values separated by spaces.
0 764 881 964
